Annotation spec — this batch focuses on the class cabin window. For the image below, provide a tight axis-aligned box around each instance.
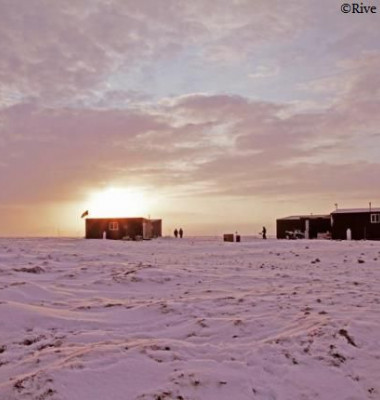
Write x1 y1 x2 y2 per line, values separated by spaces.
109 222 119 230
370 214 380 224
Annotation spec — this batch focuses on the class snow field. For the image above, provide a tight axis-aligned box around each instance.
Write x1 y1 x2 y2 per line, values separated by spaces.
0 237 379 400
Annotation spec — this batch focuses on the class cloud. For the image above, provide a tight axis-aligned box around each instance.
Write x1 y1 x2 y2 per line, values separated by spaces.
0 0 309 105
248 65 279 79
0 1 379 235
2 53 379 207
0 103 169 203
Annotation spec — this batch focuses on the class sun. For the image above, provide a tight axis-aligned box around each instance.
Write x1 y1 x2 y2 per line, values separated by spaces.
87 187 148 218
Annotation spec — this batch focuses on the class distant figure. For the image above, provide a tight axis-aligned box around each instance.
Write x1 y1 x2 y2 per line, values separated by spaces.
262 226 267 240
179 228 183 238
174 228 178 238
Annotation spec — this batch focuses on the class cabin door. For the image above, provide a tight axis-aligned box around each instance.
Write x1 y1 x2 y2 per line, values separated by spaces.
305 219 310 239
142 222 147 239
346 228 352 240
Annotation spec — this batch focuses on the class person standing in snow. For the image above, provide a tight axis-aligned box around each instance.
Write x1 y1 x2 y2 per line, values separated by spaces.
179 228 183 238
261 226 267 239
174 228 178 238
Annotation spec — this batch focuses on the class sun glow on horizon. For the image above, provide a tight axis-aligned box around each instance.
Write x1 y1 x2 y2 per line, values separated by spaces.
86 187 149 218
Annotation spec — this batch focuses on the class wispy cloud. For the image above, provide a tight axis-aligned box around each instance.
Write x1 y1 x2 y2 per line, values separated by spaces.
0 0 379 234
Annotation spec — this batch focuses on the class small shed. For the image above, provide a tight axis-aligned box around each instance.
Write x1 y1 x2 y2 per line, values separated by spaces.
331 208 380 240
85 217 162 240
276 215 331 239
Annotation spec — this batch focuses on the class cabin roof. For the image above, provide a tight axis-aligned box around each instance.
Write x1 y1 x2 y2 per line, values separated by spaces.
278 214 330 221
86 217 147 221
331 208 380 214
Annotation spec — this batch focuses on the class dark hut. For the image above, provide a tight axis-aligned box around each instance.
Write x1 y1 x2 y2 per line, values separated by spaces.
331 208 380 240
85 218 162 240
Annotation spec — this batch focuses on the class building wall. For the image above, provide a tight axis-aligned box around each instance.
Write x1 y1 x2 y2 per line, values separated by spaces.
308 218 331 238
151 219 162 238
277 217 331 239
277 219 304 239
86 218 145 240
331 212 380 240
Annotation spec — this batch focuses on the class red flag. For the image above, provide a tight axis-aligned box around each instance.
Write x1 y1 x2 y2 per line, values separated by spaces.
81 210 89 218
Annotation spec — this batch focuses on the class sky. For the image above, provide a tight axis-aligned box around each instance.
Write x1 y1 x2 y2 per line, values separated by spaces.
0 0 379 237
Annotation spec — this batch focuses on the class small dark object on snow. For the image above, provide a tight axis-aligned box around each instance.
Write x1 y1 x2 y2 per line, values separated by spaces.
338 329 357 347
14 266 45 274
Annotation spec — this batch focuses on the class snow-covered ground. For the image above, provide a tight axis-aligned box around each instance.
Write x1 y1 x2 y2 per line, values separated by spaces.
0 237 379 400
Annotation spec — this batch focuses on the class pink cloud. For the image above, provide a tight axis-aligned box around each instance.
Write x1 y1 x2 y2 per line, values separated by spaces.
1 44 380 206
0 0 309 104
0 1 379 235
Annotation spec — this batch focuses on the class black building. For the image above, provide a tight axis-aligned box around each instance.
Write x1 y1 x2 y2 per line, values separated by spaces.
331 208 380 240
85 218 162 240
276 215 331 239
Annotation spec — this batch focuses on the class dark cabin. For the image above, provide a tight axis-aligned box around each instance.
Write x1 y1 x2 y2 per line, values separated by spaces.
331 208 380 240
85 217 162 240
276 215 331 239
